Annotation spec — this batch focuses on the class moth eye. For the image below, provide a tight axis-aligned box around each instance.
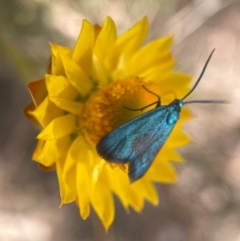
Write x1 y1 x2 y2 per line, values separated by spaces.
166 112 179 125
179 101 184 107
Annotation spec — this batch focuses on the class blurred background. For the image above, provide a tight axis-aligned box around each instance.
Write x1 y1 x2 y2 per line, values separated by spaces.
0 0 240 240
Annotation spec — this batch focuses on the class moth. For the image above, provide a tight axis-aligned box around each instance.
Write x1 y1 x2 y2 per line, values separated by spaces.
96 49 225 182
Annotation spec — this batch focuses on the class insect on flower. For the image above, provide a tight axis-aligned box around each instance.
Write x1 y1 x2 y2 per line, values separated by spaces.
96 49 226 183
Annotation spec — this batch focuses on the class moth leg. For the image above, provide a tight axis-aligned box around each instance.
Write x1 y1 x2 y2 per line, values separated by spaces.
123 85 161 111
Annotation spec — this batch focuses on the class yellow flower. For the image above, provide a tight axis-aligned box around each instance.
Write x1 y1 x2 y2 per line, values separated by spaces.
25 17 192 230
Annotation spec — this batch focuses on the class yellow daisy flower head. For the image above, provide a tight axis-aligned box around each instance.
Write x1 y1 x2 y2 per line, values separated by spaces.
25 17 192 230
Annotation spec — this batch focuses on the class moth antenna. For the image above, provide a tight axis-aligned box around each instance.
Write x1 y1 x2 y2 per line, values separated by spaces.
184 100 228 105
181 49 215 101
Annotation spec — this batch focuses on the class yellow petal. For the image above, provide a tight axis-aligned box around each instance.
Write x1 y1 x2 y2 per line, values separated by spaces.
50 43 72 59
49 97 83 116
94 17 117 63
124 36 173 78
127 185 145 211
56 158 76 204
112 179 130 209
55 137 77 205
33 141 54 166
29 97 64 127
161 148 184 163
180 107 192 121
159 73 192 98
33 137 71 166
61 54 93 97
111 169 144 211
115 17 149 55
45 74 78 100
92 17 117 85
144 57 176 81
90 180 114 230
162 72 192 89
32 140 45 161
76 160 91 219
97 164 129 210
145 182 159 205
146 160 177 183
105 17 149 76
73 19 95 75
134 180 159 205
63 135 88 177
168 129 190 147
50 43 72 76
37 114 76 140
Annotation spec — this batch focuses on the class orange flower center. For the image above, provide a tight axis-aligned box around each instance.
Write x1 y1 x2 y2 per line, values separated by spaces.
82 77 153 146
